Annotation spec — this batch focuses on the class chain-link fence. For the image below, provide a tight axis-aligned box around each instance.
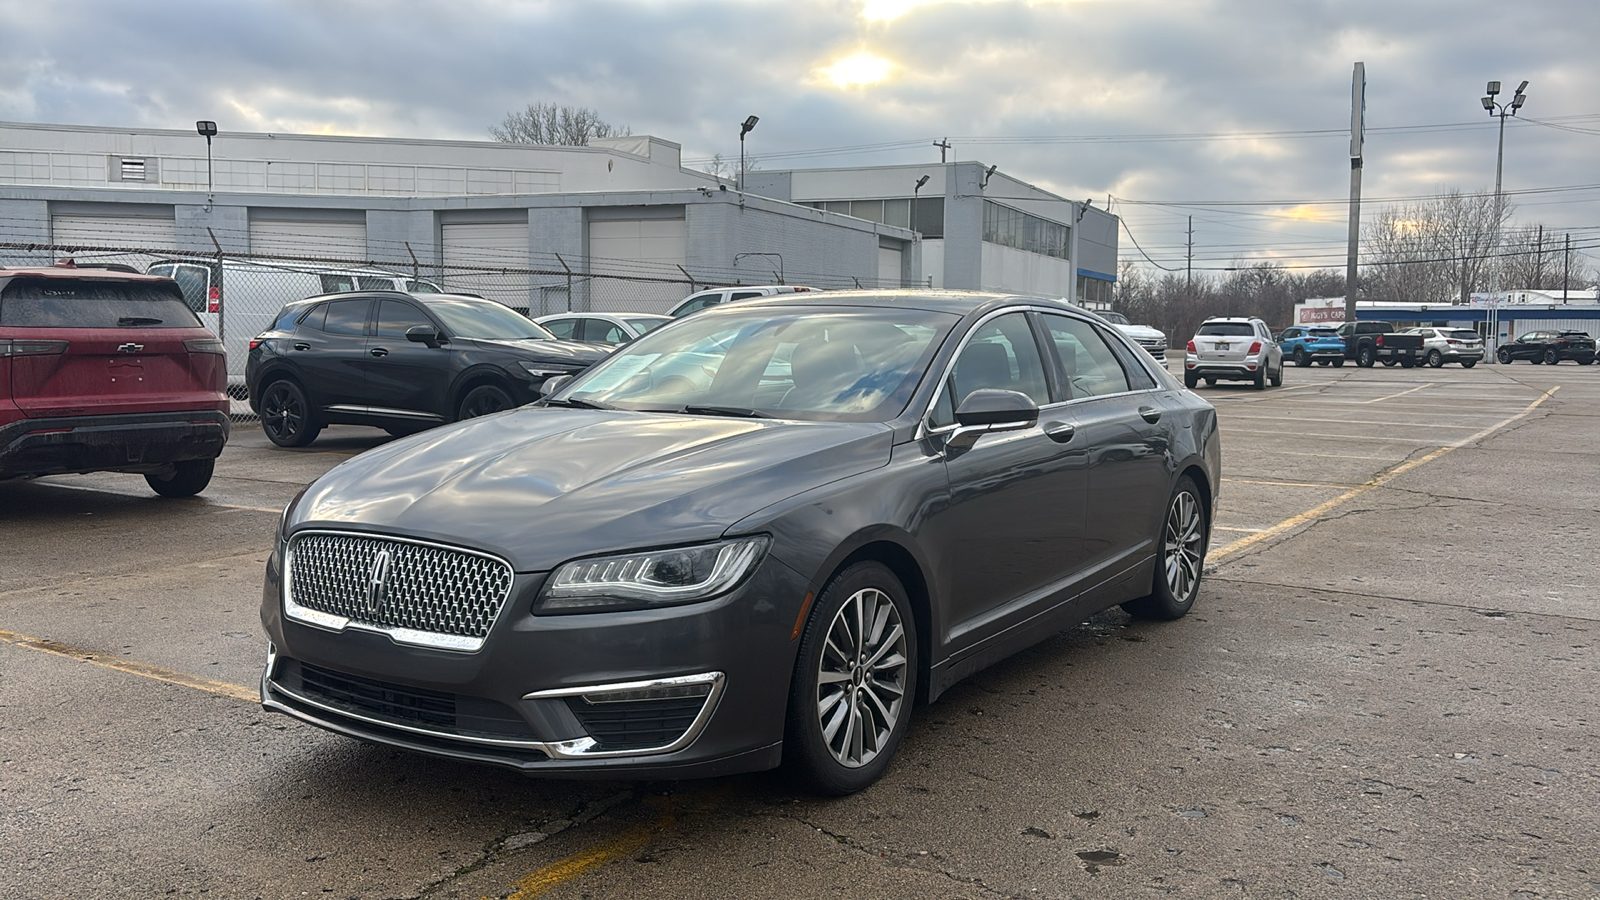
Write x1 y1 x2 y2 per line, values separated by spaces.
2 239 909 423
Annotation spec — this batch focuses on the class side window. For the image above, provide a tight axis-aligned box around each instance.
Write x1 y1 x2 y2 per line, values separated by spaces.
1099 325 1157 391
929 312 1049 428
374 299 433 339
156 264 211 313
586 320 629 345
272 305 305 331
358 276 398 291
729 291 765 302
407 280 442 294
1041 314 1132 399
318 273 358 293
541 318 578 340
297 303 328 332
322 299 370 336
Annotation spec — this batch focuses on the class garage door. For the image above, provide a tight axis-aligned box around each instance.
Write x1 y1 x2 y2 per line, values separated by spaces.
50 213 178 271
442 222 531 312
589 216 687 313
248 219 367 263
878 245 904 288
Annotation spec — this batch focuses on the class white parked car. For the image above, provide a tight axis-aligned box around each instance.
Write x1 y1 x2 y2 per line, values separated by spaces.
1184 316 1283 390
1403 327 1484 368
1098 311 1169 357
668 284 818 318
534 312 672 346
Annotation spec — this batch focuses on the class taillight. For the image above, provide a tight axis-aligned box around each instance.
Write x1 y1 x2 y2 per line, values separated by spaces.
183 338 226 355
1376 335 1384 347
0 339 68 357
248 339 262 351
208 285 221 313
1186 340 1196 352
1249 341 1262 354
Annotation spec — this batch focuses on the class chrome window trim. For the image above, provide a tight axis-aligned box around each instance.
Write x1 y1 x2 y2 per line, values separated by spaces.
282 529 514 653
267 671 725 759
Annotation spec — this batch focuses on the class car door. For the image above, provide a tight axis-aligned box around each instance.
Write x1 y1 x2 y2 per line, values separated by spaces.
918 310 1087 652
361 298 451 420
289 297 372 410
1038 313 1173 585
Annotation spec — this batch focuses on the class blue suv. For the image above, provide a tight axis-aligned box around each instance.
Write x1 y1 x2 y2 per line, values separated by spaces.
1277 326 1345 367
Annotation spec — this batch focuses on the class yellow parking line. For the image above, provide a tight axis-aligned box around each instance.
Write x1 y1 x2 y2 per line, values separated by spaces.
0 628 257 703
501 817 671 900
1210 386 1558 562
1364 383 1435 403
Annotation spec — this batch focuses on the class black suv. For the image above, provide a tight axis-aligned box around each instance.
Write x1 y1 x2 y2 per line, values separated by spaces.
1495 331 1596 365
246 292 609 446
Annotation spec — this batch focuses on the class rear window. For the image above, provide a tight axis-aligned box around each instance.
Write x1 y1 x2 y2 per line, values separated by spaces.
1559 331 1591 339
0 279 202 328
1197 322 1255 337
1308 328 1338 337
1446 330 1479 341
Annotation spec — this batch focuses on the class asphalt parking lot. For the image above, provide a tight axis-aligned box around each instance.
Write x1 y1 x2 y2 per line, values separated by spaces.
3 359 1597 899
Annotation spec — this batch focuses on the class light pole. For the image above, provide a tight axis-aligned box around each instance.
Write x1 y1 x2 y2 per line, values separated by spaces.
738 115 758 191
196 120 218 212
912 174 930 236
1481 79 1527 359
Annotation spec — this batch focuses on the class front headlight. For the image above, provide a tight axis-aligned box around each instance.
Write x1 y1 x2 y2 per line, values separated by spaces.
538 536 770 613
520 361 575 378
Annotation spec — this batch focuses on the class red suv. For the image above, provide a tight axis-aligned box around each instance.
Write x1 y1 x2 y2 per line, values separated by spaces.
0 263 230 496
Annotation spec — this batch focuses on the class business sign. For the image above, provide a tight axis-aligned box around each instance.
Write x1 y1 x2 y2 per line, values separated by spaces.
1296 297 1346 325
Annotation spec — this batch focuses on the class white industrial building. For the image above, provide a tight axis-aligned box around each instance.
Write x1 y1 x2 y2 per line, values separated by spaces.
0 120 1117 313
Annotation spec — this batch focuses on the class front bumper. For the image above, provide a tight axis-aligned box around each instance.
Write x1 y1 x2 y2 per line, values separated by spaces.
259 538 808 778
0 408 229 479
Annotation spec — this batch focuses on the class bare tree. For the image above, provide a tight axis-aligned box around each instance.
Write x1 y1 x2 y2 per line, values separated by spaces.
1363 189 1504 304
1498 225 1597 292
490 103 630 145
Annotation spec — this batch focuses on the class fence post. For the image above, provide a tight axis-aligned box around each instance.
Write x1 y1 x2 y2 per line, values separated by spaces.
207 227 225 348
676 265 698 293
554 253 573 314
405 242 420 278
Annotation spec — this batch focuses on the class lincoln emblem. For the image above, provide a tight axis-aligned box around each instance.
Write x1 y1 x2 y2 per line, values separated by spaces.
365 550 393 616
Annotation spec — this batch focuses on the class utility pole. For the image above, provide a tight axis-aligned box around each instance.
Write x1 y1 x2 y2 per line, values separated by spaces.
933 138 951 163
1343 62 1365 331
1534 224 1544 287
1186 216 1194 292
1563 233 1571 303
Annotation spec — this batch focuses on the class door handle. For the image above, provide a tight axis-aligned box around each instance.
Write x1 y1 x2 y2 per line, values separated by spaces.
1043 421 1076 443
369 348 389 358
1138 405 1162 424
293 342 310 351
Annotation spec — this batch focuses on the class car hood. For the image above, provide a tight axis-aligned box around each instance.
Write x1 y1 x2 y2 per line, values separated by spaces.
1114 323 1167 341
470 337 610 365
286 409 893 571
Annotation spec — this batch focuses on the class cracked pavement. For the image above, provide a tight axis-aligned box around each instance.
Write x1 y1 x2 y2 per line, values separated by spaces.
3 360 1598 899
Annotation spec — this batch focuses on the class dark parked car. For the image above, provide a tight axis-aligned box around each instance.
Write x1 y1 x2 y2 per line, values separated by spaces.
245 292 609 446
0 263 229 496
1495 330 1596 365
1336 321 1424 368
260 291 1221 794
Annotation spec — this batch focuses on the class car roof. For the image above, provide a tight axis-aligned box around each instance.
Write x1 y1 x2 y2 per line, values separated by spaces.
0 264 172 283
721 289 1081 317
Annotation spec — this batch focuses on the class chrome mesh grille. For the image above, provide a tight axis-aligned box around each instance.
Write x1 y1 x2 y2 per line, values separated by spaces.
286 532 514 645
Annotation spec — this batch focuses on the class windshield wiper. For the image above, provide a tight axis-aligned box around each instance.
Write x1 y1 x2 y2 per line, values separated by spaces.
541 395 612 410
117 316 163 326
679 405 769 419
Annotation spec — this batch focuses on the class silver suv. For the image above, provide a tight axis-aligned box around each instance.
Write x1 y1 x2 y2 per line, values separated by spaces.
1404 327 1484 368
1184 316 1283 390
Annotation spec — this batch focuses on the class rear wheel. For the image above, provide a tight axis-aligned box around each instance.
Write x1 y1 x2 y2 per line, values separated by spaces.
1124 475 1207 620
786 561 918 796
1268 362 1283 387
1332 358 1345 367
1357 346 1376 367
145 459 214 497
1461 359 1477 369
1579 358 1594 366
1294 347 1310 367
1427 350 1444 368
1317 359 1330 366
259 379 321 448
1252 367 1266 390
1184 371 1199 389
457 384 514 420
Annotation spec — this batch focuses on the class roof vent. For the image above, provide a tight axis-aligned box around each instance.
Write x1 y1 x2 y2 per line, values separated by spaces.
118 157 147 181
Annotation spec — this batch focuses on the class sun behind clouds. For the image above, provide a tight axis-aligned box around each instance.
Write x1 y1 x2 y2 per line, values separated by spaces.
819 51 897 88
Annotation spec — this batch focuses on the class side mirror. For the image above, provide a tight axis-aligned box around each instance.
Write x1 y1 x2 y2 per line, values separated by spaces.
946 389 1039 450
406 325 443 348
540 374 573 397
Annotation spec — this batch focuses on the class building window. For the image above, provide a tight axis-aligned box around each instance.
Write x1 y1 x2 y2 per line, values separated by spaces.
807 197 943 238
1077 274 1114 307
983 201 1069 259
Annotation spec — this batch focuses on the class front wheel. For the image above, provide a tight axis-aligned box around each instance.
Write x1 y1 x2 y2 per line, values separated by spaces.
786 561 919 796
1496 348 1512 364
1124 475 1207 620
457 384 514 420
1428 350 1444 368
145 458 215 497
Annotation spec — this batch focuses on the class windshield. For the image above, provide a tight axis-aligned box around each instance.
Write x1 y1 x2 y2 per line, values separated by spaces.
1197 322 1255 337
422 297 554 341
627 316 669 334
554 306 958 422
1099 312 1130 325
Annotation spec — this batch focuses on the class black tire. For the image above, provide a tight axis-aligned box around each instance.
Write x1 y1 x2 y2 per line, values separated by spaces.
786 561 919 796
1253 367 1266 390
457 384 514 421
1398 357 1414 369
1317 359 1330 366
1496 348 1512 364
1123 475 1207 620
1381 359 1397 367
1529 354 1542 365
1578 358 1594 366
1204 378 1216 386
1184 371 1199 389
1294 347 1310 367
1268 362 1282 387
1332 358 1345 367
1461 359 1477 369
259 379 321 447
1543 349 1559 365
145 458 214 498
1357 346 1376 367
1427 350 1444 368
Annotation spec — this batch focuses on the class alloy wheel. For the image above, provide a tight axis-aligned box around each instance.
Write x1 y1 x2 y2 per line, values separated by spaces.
814 587 909 769
262 383 305 441
1163 490 1205 602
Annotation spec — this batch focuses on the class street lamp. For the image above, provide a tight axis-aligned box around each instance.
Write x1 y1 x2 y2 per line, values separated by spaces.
196 120 218 211
1480 79 1527 359
912 174 930 236
738 115 759 191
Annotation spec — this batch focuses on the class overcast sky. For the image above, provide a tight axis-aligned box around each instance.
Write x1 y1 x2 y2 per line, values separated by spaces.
3 0 1596 277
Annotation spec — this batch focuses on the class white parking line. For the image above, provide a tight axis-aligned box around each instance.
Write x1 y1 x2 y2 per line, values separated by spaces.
1220 414 1484 430
16 480 283 514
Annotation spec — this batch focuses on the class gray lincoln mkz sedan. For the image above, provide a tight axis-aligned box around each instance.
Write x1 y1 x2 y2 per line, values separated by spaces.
261 291 1221 794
